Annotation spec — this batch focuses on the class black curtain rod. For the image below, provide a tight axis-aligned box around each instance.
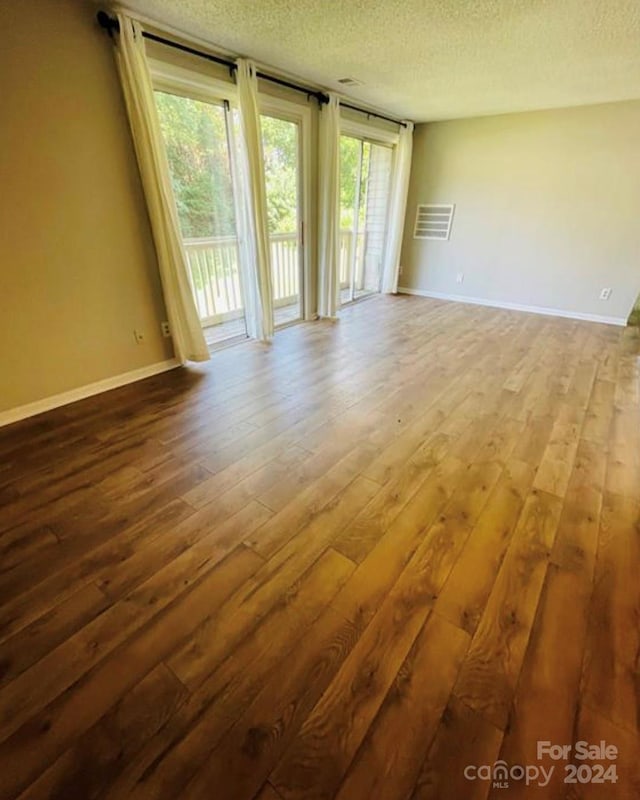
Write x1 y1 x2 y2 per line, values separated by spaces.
97 11 408 127
96 12 329 105
340 102 407 128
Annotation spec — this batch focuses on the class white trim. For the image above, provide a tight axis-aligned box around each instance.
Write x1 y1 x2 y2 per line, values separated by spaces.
259 93 311 119
340 117 399 146
397 288 627 327
149 58 237 104
0 359 180 428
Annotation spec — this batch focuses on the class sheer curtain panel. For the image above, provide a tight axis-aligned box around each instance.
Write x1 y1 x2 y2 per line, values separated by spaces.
235 59 274 340
381 121 414 294
113 13 209 362
317 94 341 318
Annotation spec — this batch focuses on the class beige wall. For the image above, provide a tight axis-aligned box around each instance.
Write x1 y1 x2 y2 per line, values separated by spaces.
0 0 172 414
401 101 640 323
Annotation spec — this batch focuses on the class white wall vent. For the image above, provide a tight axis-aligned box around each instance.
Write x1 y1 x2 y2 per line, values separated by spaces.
413 204 455 240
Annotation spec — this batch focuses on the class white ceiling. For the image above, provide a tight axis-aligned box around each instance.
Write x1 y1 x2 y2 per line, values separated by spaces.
113 0 640 122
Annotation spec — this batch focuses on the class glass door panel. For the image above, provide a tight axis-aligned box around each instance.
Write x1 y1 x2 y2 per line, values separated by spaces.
339 135 366 304
339 134 393 302
261 115 302 325
155 91 247 346
360 143 393 297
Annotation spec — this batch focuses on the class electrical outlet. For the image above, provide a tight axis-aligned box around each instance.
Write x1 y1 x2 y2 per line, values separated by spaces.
599 288 612 301
133 329 145 344
161 321 171 338
456 273 464 284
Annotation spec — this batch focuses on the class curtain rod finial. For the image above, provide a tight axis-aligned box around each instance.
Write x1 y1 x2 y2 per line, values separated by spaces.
96 10 120 36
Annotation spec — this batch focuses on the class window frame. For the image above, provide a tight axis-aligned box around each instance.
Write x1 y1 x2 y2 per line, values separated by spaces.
149 59 312 324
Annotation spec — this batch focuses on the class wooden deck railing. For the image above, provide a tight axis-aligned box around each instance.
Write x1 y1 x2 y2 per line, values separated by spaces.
184 230 363 324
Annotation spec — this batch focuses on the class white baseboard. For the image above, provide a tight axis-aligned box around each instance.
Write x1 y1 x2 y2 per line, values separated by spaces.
0 358 181 428
397 287 627 327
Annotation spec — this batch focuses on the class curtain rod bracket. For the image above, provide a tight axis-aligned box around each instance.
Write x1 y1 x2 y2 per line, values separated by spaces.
96 10 119 37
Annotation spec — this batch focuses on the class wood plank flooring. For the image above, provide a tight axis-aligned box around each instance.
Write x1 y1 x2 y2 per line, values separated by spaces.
0 294 638 799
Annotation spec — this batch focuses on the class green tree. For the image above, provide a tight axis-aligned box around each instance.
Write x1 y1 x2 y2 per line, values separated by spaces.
156 94 302 239
339 136 369 230
155 91 236 239
261 115 298 235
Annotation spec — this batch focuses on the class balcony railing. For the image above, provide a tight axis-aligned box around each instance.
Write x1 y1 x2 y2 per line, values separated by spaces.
184 230 364 325
183 235 242 325
339 230 365 289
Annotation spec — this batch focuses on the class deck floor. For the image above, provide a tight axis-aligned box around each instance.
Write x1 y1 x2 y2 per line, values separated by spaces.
203 303 301 348
0 294 639 799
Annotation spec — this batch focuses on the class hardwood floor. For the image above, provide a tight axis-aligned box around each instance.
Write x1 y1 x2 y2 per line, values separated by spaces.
0 294 638 799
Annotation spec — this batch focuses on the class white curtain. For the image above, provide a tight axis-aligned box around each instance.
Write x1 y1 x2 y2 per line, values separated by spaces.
235 59 274 340
113 14 209 362
381 121 414 294
317 94 341 318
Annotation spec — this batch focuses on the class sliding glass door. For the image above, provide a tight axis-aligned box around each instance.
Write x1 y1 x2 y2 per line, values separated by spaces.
155 91 247 346
261 114 303 325
155 90 308 341
339 135 393 303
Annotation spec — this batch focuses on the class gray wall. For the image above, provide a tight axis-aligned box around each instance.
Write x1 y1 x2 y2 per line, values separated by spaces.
400 100 640 323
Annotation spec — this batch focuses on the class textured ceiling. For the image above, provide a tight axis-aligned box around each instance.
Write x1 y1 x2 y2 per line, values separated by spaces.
108 0 640 121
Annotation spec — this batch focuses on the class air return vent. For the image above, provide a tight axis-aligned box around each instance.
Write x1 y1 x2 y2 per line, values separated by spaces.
337 77 363 86
413 204 455 240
